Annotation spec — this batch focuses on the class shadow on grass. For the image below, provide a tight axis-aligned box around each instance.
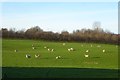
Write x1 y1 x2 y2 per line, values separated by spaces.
2 67 119 78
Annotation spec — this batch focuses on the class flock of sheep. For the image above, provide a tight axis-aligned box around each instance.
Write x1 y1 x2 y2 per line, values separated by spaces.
14 43 117 59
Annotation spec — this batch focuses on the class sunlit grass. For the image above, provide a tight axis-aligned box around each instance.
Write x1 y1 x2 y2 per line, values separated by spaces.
2 39 118 69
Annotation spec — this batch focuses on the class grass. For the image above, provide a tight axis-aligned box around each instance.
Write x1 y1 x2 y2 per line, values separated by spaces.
2 39 118 69
2 39 119 78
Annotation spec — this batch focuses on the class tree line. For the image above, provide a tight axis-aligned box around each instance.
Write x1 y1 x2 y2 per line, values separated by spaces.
0 25 119 45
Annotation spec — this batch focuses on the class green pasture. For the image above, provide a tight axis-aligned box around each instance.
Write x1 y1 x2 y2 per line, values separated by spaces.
1 39 119 78
2 39 118 69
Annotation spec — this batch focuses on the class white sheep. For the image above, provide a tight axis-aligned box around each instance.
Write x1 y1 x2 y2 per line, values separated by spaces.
44 46 47 48
26 54 31 58
68 48 71 51
35 54 40 58
86 50 89 53
32 47 35 49
14 50 17 52
70 48 74 51
56 56 61 59
56 56 59 59
63 43 66 46
51 49 54 52
85 54 89 58
58 56 61 58
48 48 50 51
103 49 105 53
68 48 74 51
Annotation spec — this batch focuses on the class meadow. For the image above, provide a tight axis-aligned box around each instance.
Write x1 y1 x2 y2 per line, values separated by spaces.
2 39 119 78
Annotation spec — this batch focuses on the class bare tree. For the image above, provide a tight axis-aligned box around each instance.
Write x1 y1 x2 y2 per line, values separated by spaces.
93 21 103 32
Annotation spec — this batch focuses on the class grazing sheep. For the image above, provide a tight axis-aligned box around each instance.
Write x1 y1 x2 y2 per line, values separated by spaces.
56 56 61 59
85 54 89 58
48 48 50 51
103 49 105 53
68 48 74 51
70 48 74 51
44 46 47 48
56 56 59 59
26 54 31 58
35 54 40 58
63 43 66 46
14 50 17 52
58 56 61 58
51 49 54 52
68 48 71 51
32 47 35 49
86 50 89 53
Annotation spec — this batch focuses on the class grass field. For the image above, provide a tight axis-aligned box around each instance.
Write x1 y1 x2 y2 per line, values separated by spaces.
2 39 119 78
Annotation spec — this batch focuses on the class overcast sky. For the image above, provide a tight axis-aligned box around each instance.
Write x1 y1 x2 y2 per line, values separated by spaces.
1 2 118 34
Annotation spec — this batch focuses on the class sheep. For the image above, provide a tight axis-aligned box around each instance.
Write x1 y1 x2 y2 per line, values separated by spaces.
56 56 61 59
44 46 47 49
58 56 61 58
35 54 40 58
48 48 50 51
70 48 74 51
84 54 89 58
68 48 71 51
56 56 59 59
51 49 54 52
86 50 89 53
26 54 31 58
63 43 66 46
102 49 105 53
68 48 74 51
32 47 35 49
14 50 17 52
